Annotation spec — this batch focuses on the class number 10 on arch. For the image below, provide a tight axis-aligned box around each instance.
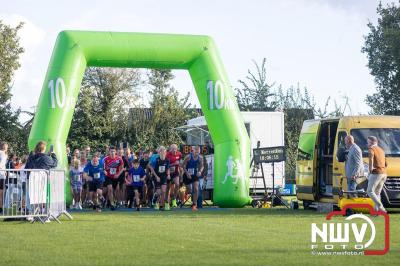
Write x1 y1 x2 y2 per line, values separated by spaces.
206 80 235 111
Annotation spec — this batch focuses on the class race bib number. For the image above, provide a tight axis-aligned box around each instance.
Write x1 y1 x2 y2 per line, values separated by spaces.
188 168 195 175
110 168 117 175
94 172 100 179
133 175 140 182
169 166 175 173
159 165 165 173
74 175 80 181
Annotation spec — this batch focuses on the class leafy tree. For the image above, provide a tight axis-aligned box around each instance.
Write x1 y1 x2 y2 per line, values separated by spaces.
128 69 194 149
362 2 400 115
67 67 141 151
276 85 315 182
237 58 351 181
235 58 279 111
0 21 25 155
0 21 24 103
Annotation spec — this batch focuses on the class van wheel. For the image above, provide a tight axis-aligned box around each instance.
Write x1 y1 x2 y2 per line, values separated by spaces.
290 201 299 210
303 200 312 210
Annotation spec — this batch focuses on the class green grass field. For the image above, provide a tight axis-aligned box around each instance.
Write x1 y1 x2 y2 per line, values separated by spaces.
0 207 399 266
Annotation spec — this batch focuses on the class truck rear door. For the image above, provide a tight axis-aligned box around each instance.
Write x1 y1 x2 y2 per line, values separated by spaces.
296 120 320 201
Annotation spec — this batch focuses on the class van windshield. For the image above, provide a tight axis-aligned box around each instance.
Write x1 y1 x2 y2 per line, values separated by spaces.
351 128 400 157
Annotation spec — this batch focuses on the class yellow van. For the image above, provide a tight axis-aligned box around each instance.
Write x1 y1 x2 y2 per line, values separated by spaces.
296 115 400 209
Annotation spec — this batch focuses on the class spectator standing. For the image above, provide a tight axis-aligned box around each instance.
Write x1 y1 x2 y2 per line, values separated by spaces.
0 142 9 213
344 135 364 198
367 136 388 212
25 141 57 170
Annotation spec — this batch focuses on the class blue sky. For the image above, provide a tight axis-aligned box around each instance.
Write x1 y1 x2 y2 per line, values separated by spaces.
2 0 393 116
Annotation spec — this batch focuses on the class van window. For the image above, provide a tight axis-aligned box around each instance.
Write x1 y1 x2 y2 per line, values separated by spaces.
351 128 400 157
337 131 347 150
297 133 316 160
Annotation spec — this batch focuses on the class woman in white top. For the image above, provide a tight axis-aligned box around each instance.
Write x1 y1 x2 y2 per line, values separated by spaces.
0 141 9 213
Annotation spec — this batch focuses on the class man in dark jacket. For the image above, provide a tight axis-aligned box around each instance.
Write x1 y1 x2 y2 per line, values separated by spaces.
26 141 58 170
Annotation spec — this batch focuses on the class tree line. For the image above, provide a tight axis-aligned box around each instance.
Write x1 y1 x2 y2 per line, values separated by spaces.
1 1 400 181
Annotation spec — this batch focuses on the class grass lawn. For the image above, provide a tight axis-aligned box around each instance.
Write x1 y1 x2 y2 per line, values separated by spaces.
0 207 399 266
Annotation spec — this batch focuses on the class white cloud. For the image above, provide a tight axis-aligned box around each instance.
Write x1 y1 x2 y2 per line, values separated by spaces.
1 14 47 114
2 14 46 63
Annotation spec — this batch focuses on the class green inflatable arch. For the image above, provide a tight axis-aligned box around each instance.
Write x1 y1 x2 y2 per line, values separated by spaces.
29 31 251 207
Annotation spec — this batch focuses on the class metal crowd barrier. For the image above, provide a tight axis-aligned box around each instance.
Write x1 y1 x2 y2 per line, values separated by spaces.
48 169 73 223
0 169 72 224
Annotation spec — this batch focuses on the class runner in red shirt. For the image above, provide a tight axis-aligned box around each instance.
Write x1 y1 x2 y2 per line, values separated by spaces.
166 144 182 208
103 146 124 210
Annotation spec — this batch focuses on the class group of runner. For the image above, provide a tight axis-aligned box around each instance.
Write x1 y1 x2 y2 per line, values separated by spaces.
68 144 206 212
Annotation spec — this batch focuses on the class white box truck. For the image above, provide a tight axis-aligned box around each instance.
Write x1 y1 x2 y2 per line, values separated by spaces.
184 112 285 192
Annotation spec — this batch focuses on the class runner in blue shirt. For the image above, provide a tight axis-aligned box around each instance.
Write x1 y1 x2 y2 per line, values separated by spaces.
127 159 146 211
83 153 105 212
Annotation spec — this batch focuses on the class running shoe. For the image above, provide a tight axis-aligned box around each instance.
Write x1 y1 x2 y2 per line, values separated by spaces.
171 199 177 208
165 204 170 211
110 204 116 211
191 205 198 212
154 203 159 210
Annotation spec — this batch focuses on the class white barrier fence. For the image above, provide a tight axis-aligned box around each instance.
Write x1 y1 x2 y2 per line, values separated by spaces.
0 169 72 223
48 170 72 222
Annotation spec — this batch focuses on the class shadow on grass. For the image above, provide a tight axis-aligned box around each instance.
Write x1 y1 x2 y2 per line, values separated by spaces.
67 206 319 218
